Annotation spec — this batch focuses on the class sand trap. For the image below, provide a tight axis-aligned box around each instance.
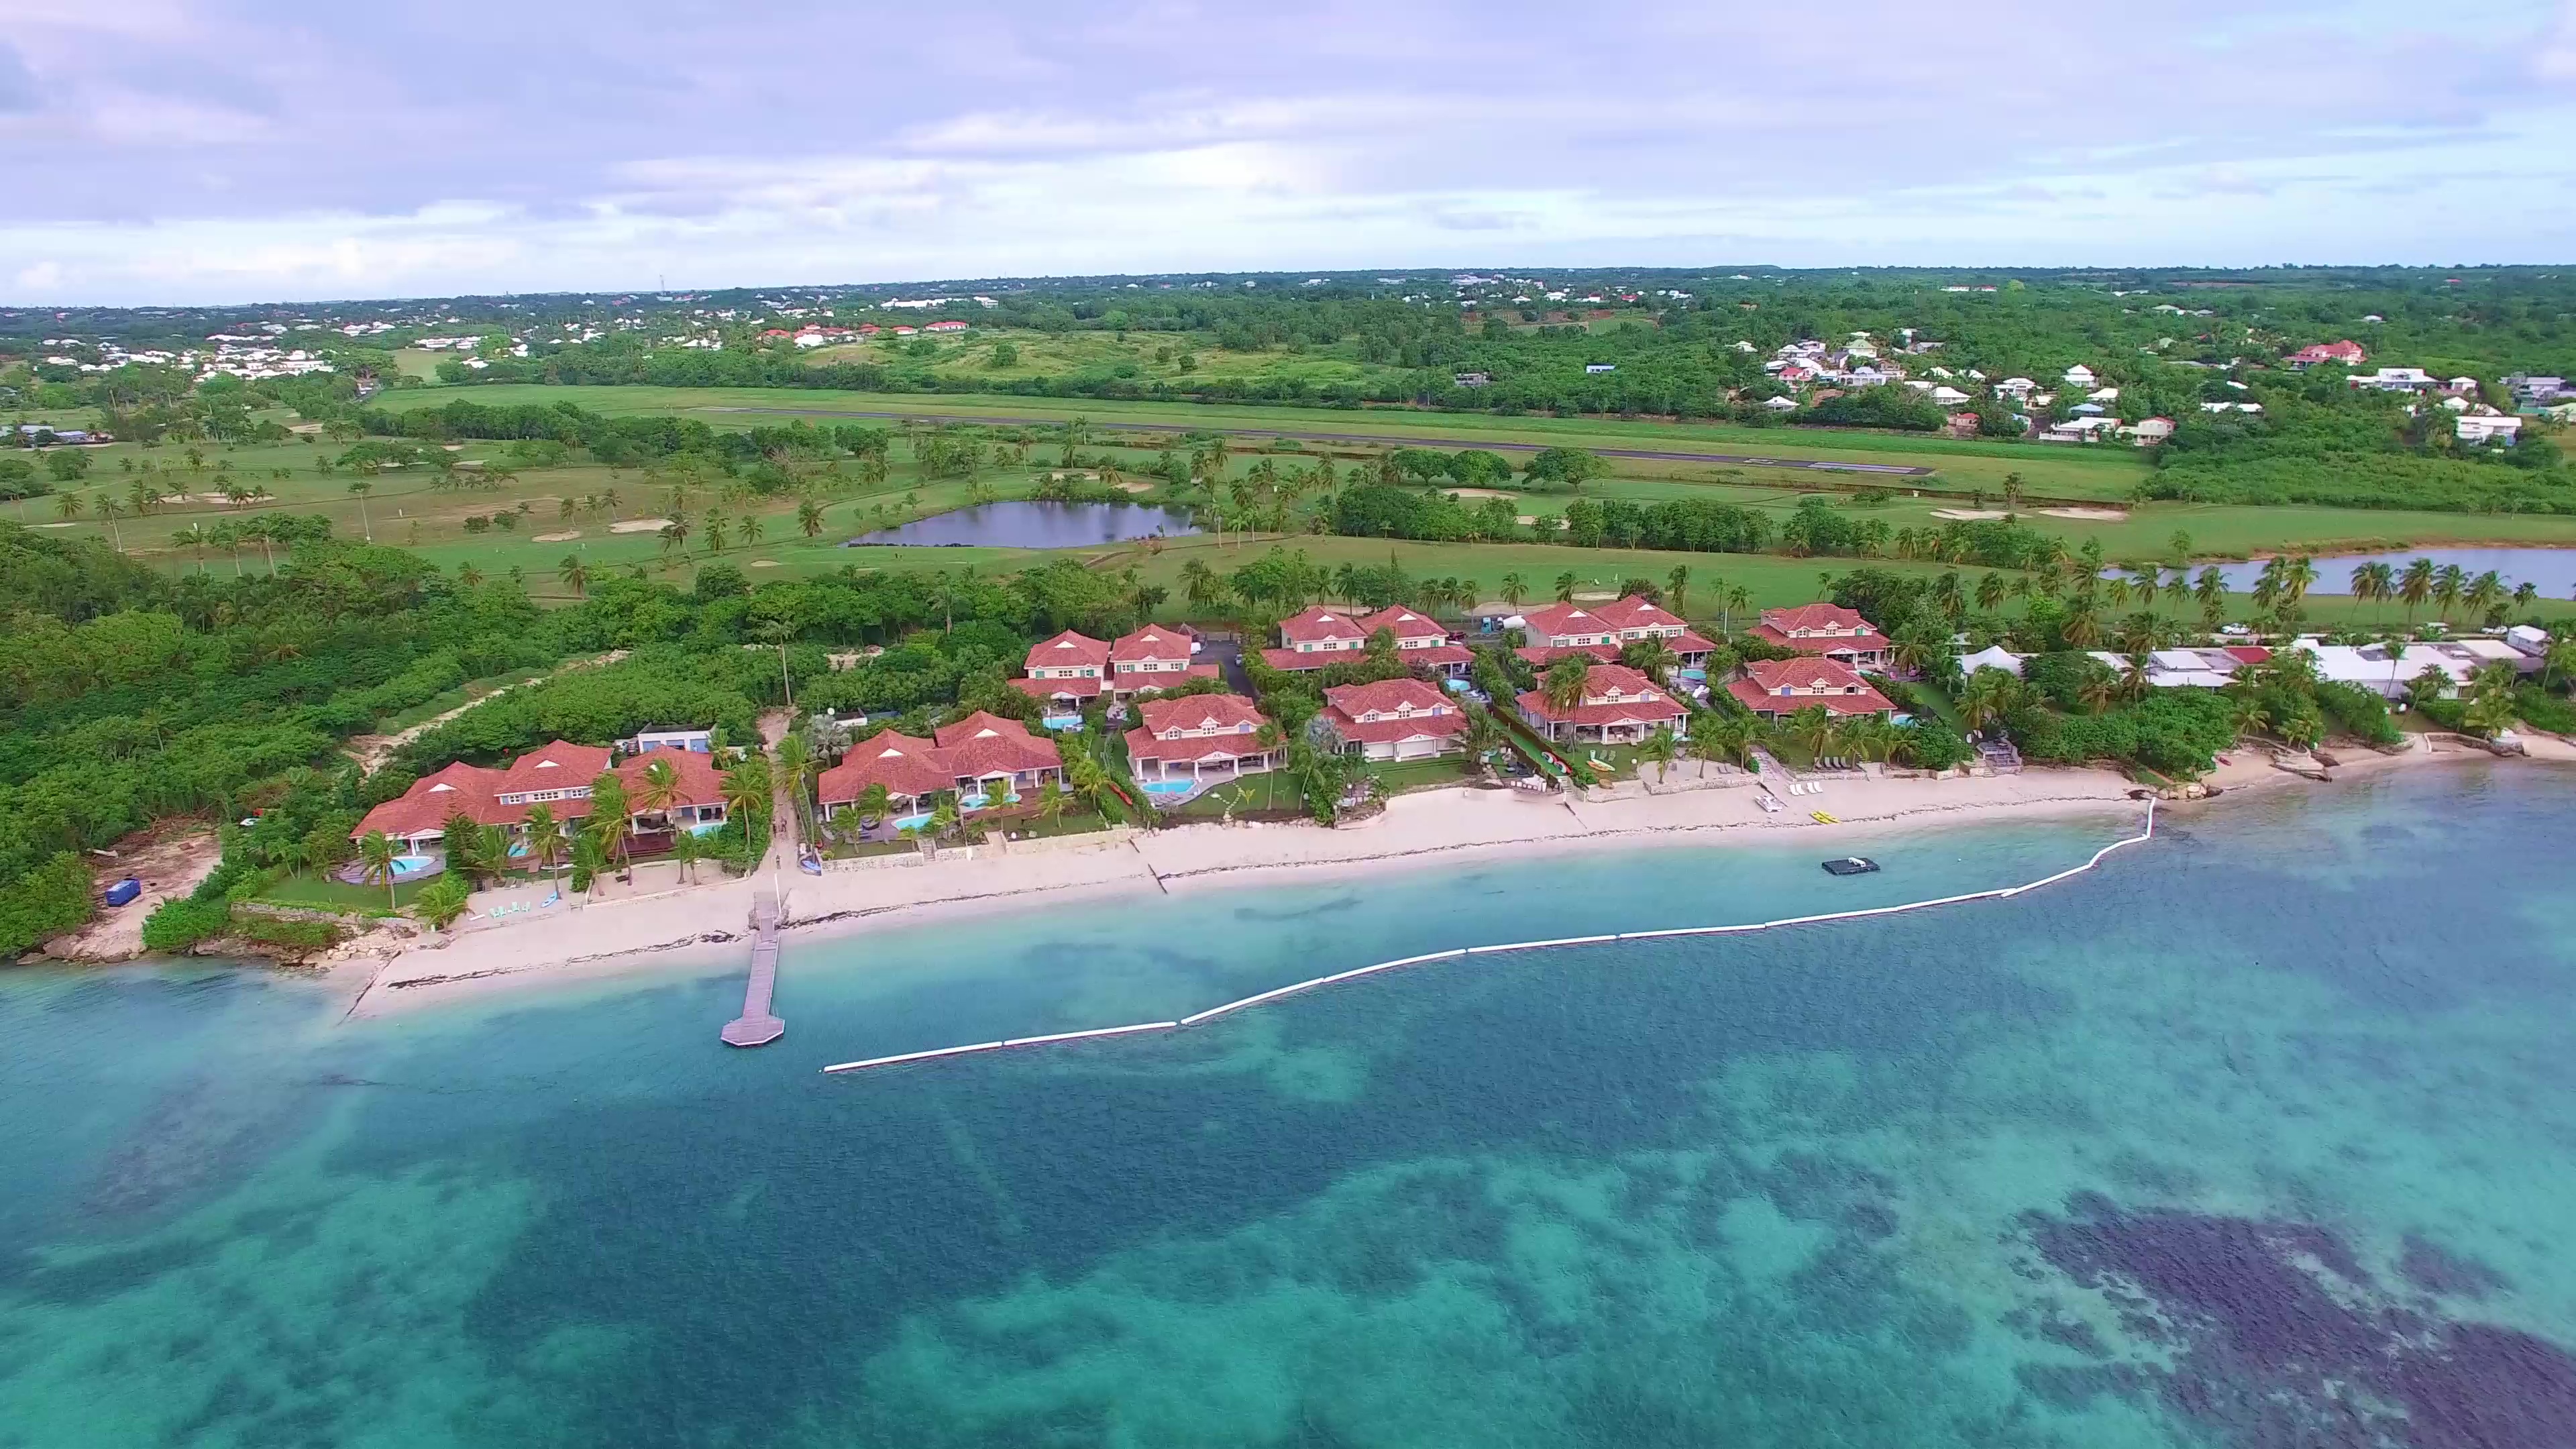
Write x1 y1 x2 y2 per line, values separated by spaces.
1117 482 1155 494
2040 506 2129 521
1572 590 1619 601
533 530 580 543
749 559 781 568
1444 488 1520 499
609 518 674 533
1930 508 2010 521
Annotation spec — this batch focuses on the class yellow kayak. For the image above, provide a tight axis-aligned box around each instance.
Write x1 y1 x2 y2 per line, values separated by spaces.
1811 811 1839 824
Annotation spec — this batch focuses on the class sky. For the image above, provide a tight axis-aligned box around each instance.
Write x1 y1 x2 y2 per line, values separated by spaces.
4 0 2575 305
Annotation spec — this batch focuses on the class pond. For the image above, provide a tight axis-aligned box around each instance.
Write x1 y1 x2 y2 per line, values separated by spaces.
845 501 1202 549
2194 546 2576 596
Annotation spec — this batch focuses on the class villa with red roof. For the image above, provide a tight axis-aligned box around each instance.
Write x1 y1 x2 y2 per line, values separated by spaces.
816 712 1064 819
1353 605 1474 674
1320 678 1468 761
1515 598 1717 668
352 739 730 851
1725 658 1893 720
1261 605 1371 670
1748 603 1890 669
2286 340 2367 370
1124 694 1281 780
1108 624 1221 696
1515 663 1688 744
1012 629 1112 708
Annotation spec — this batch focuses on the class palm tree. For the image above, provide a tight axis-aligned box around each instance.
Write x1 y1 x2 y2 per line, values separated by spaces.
2061 606 2103 649
636 757 682 835
2119 651 2152 701
2281 555 2319 613
702 510 729 554
356 830 402 911
1542 655 1592 710
521 804 568 887
2230 692 2273 741
1665 565 1690 619
658 518 690 561
557 554 590 598
1034 778 1069 828
2398 557 2436 622
1721 583 1752 637
2544 635 2576 691
1958 669 2017 733
171 523 211 574
588 771 631 869
92 495 125 549
412 875 472 933
928 792 963 840
457 564 485 588
739 512 765 547
346 478 374 541
1787 705 1841 760
1686 709 1753 771
751 618 796 708
1499 572 1527 608
2464 570 2504 626
570 832 608 905
54 490 83 521
1638 724 1680 782
1975 572 2008 614
2127 565 2159 616
2432 563 2466 622
2349 561 2385 616
668 823 706 884
797 498 825 537
858 782 894 827
1621 634 1680 684
1554 572 1578 603
773 734 813 836
2076 670 2116 715
721 754 773 846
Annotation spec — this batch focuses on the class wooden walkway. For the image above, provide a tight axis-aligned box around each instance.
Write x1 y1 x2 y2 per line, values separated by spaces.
720 890 785 1047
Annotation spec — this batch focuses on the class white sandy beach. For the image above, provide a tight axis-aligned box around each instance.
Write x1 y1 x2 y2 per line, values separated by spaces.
333 741 2562 1018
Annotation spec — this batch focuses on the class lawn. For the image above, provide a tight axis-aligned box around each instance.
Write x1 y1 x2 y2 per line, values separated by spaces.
1362 756 1473 793
254 869 435 915
1170 769 1304 817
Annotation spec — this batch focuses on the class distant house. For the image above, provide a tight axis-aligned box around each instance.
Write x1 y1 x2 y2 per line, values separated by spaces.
2347 366 2436 392
620 728 713 755
1585 363 1617 374
1513 598 1716 669
816 712 1065 818
1761 394 1800 412
2062 364 2097 387
2456 412 2524 445
1945 411 1982 439
2286 340 2367 369
351 738 729 853
2126 416 2176 446
1453 372 1492 388
1124 694 1280 781
924 320 969 333
1321 678 1468 761
1011 629 1112 708
1748 603 1890 669
1515 663 1688 744
2506 374 2569 407
1725 658 1893 720
1930 385 1972 407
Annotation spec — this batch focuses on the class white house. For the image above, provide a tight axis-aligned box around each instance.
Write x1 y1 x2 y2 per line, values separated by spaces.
2456 413 2524 445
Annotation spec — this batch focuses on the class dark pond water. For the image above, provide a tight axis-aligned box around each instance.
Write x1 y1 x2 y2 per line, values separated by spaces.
2199 546 2576 596
845 501 1202 549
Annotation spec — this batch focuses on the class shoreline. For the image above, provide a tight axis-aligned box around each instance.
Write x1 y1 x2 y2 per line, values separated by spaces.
325 735 2558 1020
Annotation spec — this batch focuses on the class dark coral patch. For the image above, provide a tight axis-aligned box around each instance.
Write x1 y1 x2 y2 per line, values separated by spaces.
2023 1197 2576 1448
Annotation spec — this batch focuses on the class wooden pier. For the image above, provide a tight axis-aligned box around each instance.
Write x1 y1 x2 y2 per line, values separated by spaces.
720 890 786 1047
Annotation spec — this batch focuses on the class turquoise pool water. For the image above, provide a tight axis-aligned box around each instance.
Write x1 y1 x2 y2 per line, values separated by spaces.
3 766 2573 1447
1140 779 1196 797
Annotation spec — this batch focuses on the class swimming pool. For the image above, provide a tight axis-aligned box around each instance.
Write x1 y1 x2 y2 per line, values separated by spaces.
390 854 438 879
1140 779 1196 798
890 812 933 833
685 820 726 837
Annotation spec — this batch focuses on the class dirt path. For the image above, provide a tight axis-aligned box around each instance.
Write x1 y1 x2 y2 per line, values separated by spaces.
343 650 628 771
42 823 223 963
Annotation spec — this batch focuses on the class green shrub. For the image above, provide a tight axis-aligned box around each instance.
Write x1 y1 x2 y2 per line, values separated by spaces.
0 851 93 955
142 896 233 953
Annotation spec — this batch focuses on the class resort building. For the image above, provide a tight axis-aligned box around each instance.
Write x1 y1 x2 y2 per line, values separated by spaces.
1748 603 1891 669
1515 663 1689 744
1513 598 1717 667
350 740 731 852
1725 659 1894 720
816 712 1065 820
1320 678 1468 761
1261 606 1372 670
1012 629 1112 708
1124 693 1282 780
1353 605 1476 674
1108 624 1221 697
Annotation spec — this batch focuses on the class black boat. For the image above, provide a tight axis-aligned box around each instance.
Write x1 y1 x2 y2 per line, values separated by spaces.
1821 857 1880 876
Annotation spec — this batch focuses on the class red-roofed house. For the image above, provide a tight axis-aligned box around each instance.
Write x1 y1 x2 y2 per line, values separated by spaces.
1260 606 1370 672
1110 624 1221 696
924 319 969 333
1124 694 1281 780
1725 659 1893 719
1515 598 1718 668
1321 678 1468 761
615 744 731 844
1353 605 1474 674
1515 663 1688 743
2286 340 2367 370
1012 629 1111 708
816 713 1065 819
352 738 729 852
1748 603 1890 669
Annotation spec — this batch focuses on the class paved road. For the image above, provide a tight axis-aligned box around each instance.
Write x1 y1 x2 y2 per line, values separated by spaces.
698 407 1937 476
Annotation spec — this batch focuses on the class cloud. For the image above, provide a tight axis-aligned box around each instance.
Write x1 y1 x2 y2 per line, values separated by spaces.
2 1 2575 301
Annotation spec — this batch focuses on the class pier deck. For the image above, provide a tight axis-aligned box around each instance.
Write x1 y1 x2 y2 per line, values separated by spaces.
720 891 785 1047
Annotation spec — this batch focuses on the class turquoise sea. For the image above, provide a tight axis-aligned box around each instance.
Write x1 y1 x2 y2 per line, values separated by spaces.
4 766 2575 1448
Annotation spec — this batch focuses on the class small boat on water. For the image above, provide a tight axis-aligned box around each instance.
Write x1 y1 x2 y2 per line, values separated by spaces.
1821 856 1880 876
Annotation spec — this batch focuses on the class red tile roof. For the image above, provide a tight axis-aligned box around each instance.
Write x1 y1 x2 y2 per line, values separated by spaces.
615 745 726 812
929 712 1063 780
1323 679 1467 745
1758 602 1874 635
816 730 953 803
1012 674 1104 702
1126 727 1273 765
1134 693 1268 736
1120 663 1222 691
1515 664 1688 727
1025 629 1110 674
1354 606 1447 642
1728 658 1892 716
1110 625 1196 665
496 740 612 798
1589 595 1685 631
1516 643 1623 667
1748 623 1891 657
1516 602 1622 641
1278 606 1366 646
354 760 501 840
